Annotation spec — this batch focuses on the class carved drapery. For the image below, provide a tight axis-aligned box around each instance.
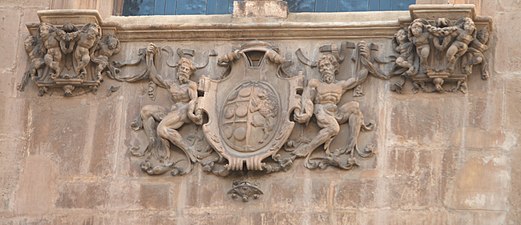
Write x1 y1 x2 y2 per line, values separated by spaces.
19 5 492 178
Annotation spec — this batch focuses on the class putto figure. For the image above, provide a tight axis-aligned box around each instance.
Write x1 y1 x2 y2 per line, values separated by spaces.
390 16 489 93
74 23 101 78
39 22 63 80
20 22 120 96
293 53 373 167
91 34 121 82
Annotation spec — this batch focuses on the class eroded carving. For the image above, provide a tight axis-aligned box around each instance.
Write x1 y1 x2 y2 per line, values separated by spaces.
121 41 383 176
19 22 119 96
391 17 489 93
228 181 263 202
130 44 204 176
291 48 376 170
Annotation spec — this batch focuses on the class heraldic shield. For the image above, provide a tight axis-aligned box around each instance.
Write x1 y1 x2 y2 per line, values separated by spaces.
196 42 303 171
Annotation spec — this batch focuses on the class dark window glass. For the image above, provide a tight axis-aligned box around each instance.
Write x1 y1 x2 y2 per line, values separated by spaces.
287 0 415 12
122 0 414 16
122 0 234 16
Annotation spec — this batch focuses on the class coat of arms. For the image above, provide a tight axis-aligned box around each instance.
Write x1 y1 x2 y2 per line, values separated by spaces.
196 41 303 171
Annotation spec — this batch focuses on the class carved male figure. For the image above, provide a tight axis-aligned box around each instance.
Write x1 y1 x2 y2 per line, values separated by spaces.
40 23 63 79
133 45 201 163
74 23 100 78
293 54 371 158
91 34 121 82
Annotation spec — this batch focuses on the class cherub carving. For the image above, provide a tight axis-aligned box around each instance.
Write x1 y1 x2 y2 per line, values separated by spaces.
446 17 476 72
408 19 431 73
393 29 415 76
462 28 489 80
74 23 100 79
39 23 63 80
18 35 45 91
91 34 121 82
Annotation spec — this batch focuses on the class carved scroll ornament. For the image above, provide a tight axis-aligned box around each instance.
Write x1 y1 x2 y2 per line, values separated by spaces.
19 22 120 96
120 41 383 177
390 17 490 93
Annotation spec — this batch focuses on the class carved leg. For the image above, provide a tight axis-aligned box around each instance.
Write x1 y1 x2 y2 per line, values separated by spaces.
156 111 193 161
293 109 339 157
480 58 489 80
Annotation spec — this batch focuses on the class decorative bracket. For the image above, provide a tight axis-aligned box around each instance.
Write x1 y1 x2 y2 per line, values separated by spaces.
20 10 120 96
390 4 492 93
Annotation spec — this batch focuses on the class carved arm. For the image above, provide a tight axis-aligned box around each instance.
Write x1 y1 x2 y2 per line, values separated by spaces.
294 80 316 124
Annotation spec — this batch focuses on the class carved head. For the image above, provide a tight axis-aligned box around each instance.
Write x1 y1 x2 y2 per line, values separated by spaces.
436 18 450 28
106 35 120 50
477 28 489 44
83 23 100 38
23 36 35 52
177 57 196 83
409 20 424 36
394 29 408 44
462 18 475 33
318 54 339 83
62 23 77 33
39 23 53 38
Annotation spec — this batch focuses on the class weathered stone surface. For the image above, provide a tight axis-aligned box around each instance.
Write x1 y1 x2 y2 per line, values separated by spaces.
14 155 57 215
139 183 171 209
55 182 110 209
495 12 521 73
1 3 520 225
334 179 378 209
0 9 22 71
28 99 91 176
443 151 510 210
233 0 288 18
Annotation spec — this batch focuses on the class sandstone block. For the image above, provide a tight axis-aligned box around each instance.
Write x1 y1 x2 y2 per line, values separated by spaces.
0 9 22 70
14 155 57 215
55 182 109 209
495 12 521 73
139 183 171 210
443 151 510 210
334 179 377 209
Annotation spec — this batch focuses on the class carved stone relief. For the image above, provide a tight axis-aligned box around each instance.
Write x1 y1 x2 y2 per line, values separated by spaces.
19 22 120 96
390 16 490 93
113 41 383 177
19 6 493 180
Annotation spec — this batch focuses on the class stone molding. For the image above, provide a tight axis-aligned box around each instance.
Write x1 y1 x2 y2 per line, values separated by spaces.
19 4 493 178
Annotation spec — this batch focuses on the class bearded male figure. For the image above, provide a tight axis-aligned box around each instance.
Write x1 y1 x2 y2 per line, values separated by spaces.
293 54 373 160
132 45 202 174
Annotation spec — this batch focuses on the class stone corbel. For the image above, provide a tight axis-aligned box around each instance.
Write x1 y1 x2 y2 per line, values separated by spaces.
390 4 492 93
20 10 120 96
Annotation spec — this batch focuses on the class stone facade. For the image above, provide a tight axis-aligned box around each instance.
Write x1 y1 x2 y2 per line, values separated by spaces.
1 1 520 225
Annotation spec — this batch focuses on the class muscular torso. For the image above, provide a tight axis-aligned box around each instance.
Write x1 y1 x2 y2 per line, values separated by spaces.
312 80 346 105
169 82 191 103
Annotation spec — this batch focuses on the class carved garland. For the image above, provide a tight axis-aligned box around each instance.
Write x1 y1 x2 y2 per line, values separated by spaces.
19 10 492 181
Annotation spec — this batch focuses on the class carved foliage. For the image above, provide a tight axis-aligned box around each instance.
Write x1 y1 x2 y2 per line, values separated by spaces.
120 41 382 177
390 17 489 93
19 22 120 96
